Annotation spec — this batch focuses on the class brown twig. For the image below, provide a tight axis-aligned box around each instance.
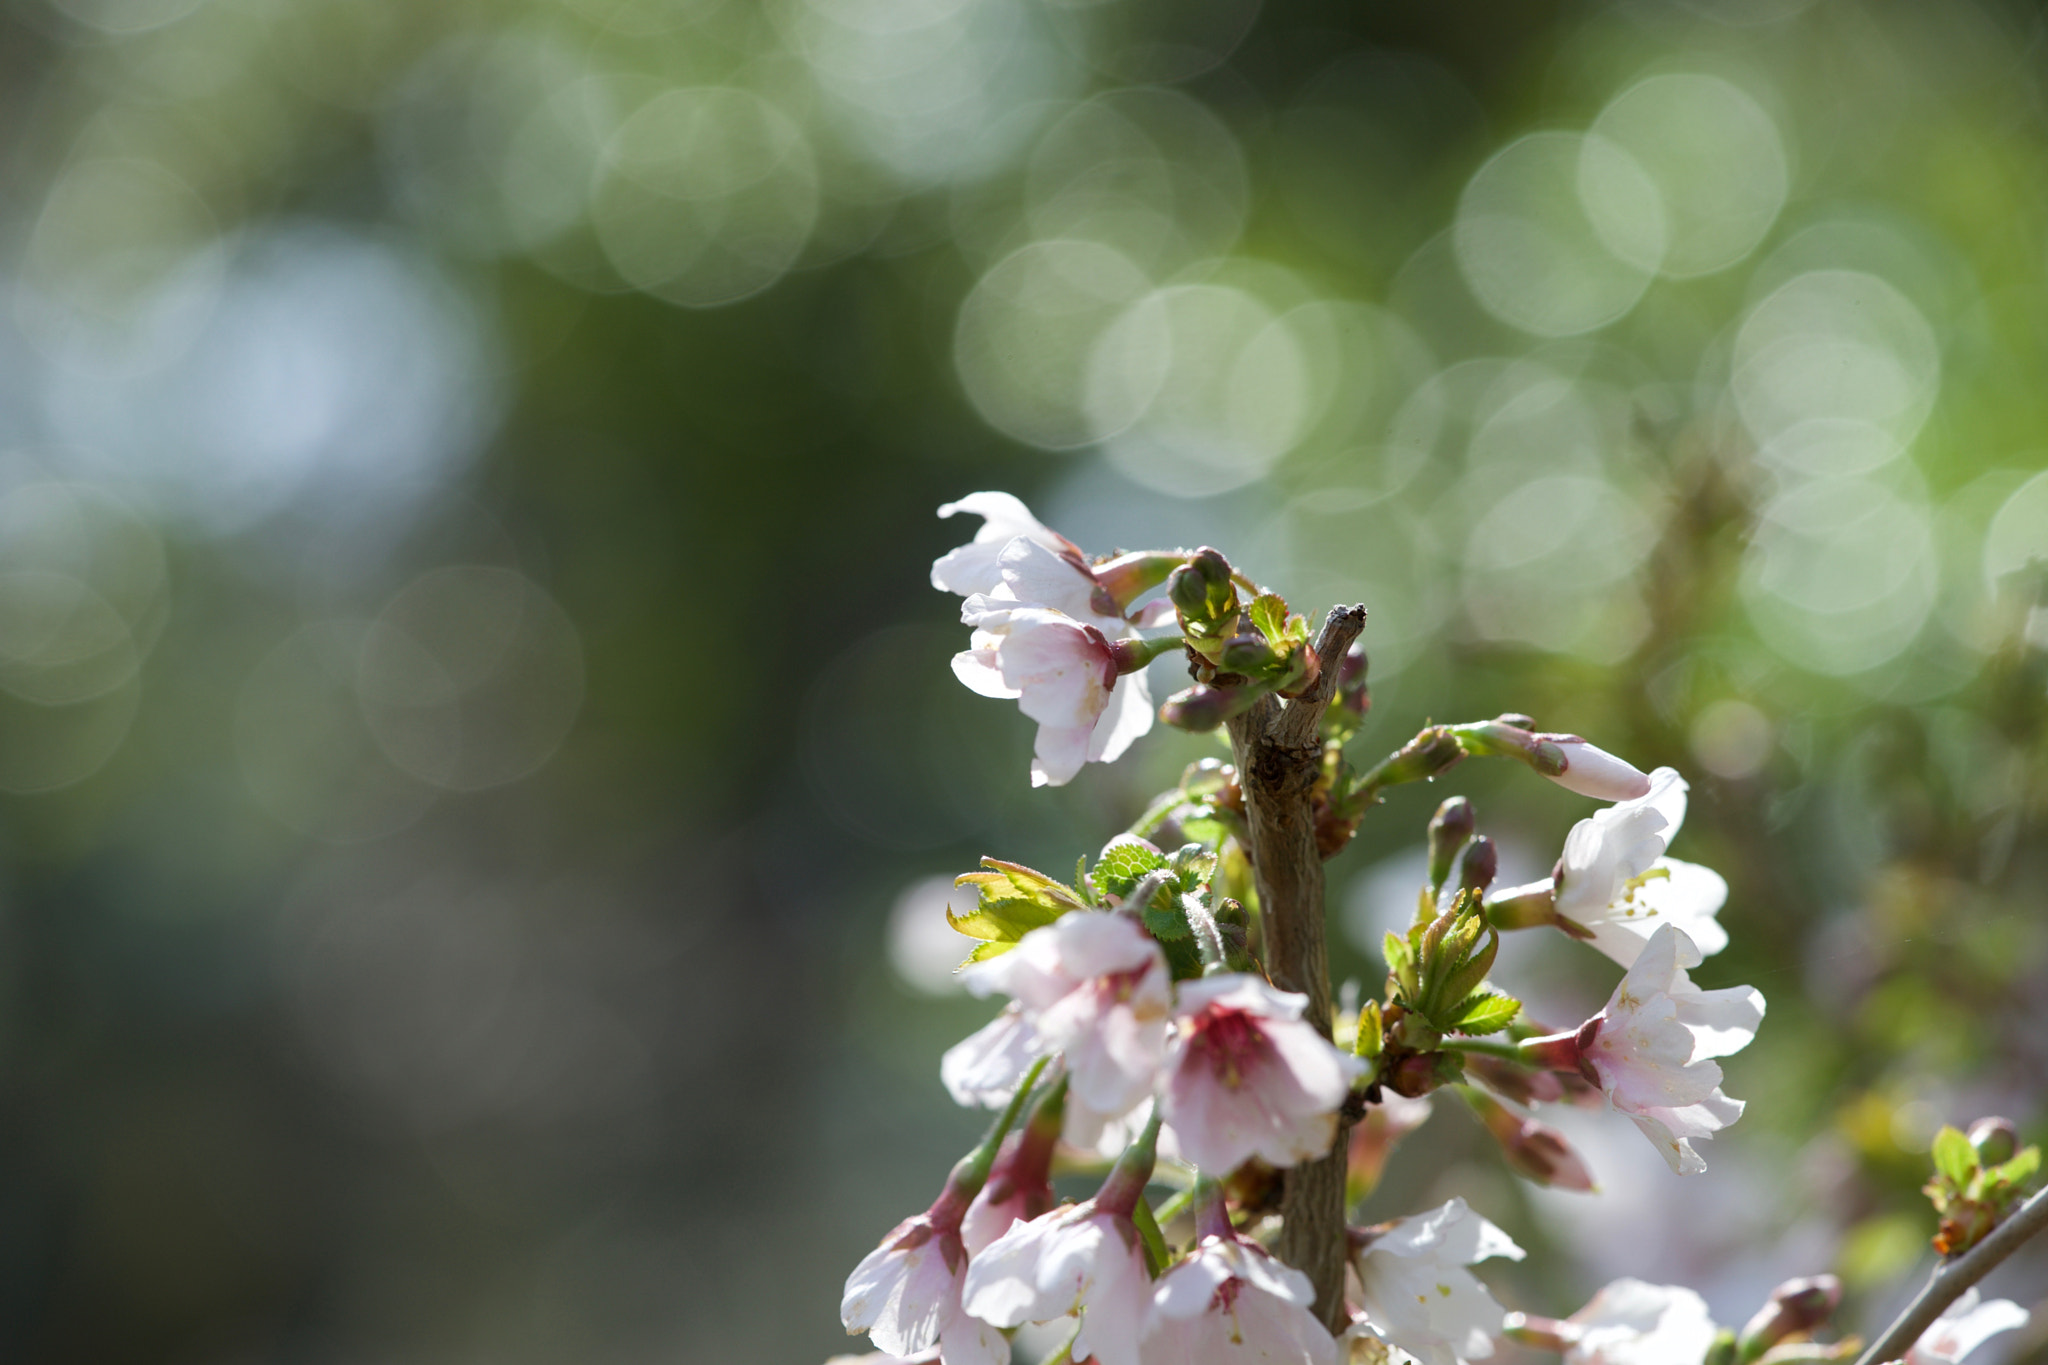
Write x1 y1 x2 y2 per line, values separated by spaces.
1221 604 1366 1330
1853 1183 2048 1365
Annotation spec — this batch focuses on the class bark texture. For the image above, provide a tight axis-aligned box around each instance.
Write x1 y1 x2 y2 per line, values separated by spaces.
1223 604 1366 1331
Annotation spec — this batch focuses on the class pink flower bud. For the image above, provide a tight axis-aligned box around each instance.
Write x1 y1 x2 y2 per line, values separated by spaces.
1540 734 1653 801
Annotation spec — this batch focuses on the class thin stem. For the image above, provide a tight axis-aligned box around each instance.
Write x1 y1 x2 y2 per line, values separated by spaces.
1132 1193 1171 1274
1151 1183 1198 1230
1854 1183 2048 1365
953 1055 1051 1192
1183 887 1229 973
1442 1037 1528 1064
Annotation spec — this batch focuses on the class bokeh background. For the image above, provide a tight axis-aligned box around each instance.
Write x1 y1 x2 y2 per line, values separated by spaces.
0 0 2043 1359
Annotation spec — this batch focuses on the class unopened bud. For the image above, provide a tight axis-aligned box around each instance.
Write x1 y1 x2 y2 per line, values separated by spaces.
1457 836 1498 897
1161 682 1260 732
1464 1087 1595 1191
1167 547 1238 629
1426 797 1475 892
1737 1275 1842 1361
1337 643 1369 709
1968 1116 2019 1166
1461 1054 1565 1107
1218 632 1277 676
1092 549 1190 611
1387 1051 1462 1098
1486 881 1560 932
1378 727 1467 787
1540 734 1652 801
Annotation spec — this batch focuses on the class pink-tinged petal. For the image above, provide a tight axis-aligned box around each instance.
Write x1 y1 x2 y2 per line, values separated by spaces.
1563 1278 1717 1365
939 1296 1013 1365
952 647 1022 700
941 1005 1046 1108
933 493 1079 597
1032 722 1095 787
842 1218 960 1358
1068 1226 1152 1365
1907 1289 2029 1364
1547 738 1653 801
1090 668 1156 764
1143 1239 1336 1365
1674 982 1765 1060
1130 598 1179 629
998 537 1107 623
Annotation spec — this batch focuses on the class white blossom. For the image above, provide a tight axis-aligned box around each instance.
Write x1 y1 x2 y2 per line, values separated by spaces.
962 1200 1153 1365
1143 1234 1339 1365
961 912 1171 1132
1161 974 1362 1175
1580 923 1764 1174
931 492 1084 599
1907 1289 2029 1365
1347 1198 1525 1365
1559 1279 1718 1365
1493 768 1729 968
941 1003 1043 1109
842 1211 1010 1365
952 539 1153 787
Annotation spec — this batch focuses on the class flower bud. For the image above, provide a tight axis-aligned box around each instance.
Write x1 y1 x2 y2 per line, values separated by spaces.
1968 1116 2020 1166
1485 882 1560 932
1218 632 1278 676
1336 643 1370 716
1543 734 1653 801
1737 1275 1842 1361
1462 1087 1595 1190
1161 682 1260 731
1168 547 1238 630
1377 727 1467 787
1457 836 1498 897
1092 549 1191 611
1427 797 1475 892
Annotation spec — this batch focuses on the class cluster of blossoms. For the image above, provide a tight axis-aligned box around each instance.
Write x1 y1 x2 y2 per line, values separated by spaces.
838 496 2038 1365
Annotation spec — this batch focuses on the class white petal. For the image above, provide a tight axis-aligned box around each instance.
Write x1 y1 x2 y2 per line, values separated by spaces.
941 1005 1046 1108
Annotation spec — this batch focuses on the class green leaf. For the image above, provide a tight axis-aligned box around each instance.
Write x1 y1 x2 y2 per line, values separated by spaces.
1931 1126 1977 1186
1355 1000 1383 1058
1075 856 1097 907
947 858 1085 949
1383 930 1412 980
1143 897 1193 940
1250 593 1291 647
1448 992 1521 1036
1092 836 1170 898
1990 1145 2040 1188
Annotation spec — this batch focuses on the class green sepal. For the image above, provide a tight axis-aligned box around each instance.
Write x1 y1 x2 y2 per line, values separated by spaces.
1448 991 1521 1036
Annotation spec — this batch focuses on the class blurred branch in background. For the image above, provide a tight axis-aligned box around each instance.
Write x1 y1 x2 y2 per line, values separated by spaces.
0 0 2042 1360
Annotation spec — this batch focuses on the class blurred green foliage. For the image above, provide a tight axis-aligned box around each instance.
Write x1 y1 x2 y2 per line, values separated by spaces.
0 0 2042 1360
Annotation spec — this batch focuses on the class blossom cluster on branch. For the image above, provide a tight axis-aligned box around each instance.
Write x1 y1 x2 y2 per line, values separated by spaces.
837 496 2039 1365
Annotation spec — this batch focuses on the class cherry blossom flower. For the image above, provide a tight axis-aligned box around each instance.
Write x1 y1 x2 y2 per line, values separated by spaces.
955 595 1154 787
942 1003 1044 1109
1490 768 1728 968
1558 1279 1718 1365
1539 922 1763 1174
1542 736 1653 801
1907 1289 2029 1364
841 1195 1011 1365
962 1111 1164 1365
960 911 1172 1136
931 492 1085 599
1143 1229 1339 1365
962 1080 1065 1256
1161 974 1363 1175
1347 1198 1524 1365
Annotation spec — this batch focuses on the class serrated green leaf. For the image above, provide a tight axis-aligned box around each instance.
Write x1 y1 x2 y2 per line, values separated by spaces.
1143 901 1192 940
1931 1126 1976 1186
1384 930 1412 979
1448 992 1521 1036
1158 932 1205 982
946 897 1060 945
961 938 1017 964
1355 1000 1383 1058
1092 836 1170 898
1249 593 1289 647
